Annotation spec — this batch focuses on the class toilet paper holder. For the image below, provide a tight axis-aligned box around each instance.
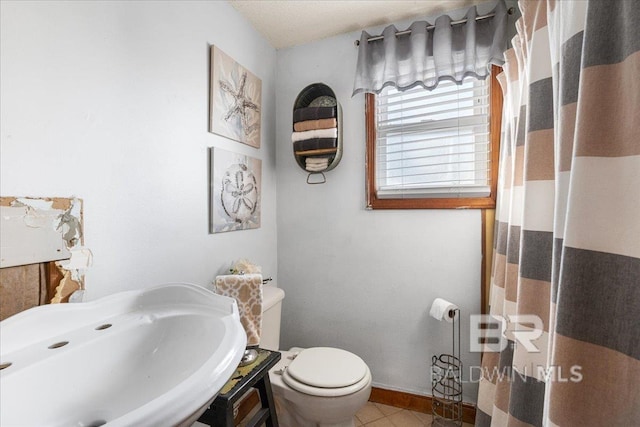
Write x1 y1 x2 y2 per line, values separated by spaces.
431 307 462 427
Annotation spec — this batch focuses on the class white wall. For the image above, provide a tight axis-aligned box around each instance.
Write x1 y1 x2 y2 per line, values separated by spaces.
1 0 513 405
275 17 487 402
0 0 278 298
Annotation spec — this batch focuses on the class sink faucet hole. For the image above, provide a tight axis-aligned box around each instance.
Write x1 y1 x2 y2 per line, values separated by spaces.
95 324 112 331
85 420 107 427
0 362 12 370
48 341 69 349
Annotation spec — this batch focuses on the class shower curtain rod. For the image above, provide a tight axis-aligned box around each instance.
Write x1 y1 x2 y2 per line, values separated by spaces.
354 7 515 46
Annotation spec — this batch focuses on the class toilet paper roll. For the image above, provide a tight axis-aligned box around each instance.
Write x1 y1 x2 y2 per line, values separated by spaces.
429 298 459 323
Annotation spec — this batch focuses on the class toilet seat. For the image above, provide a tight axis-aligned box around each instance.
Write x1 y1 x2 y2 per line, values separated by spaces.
282 347 371 397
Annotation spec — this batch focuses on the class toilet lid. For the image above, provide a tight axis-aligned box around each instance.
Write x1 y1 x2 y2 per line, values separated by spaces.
286 347 368 388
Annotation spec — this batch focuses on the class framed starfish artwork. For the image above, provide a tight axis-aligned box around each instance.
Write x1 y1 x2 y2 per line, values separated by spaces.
210 46 262 148
209 147 262 233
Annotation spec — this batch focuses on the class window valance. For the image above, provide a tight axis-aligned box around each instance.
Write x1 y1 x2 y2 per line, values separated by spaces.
352 0 509 96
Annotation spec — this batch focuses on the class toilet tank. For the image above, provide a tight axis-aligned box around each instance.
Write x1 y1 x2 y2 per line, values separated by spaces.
261 286 285 351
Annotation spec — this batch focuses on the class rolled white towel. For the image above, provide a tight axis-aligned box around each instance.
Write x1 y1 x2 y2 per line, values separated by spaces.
291 128 337 142
306 158 329 166
306 164 328 172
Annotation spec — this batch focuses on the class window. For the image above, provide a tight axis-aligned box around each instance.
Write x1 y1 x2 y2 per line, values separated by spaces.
366 66 502 209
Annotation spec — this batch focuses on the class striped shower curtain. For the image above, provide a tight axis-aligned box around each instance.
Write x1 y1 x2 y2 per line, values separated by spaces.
476 1 639 426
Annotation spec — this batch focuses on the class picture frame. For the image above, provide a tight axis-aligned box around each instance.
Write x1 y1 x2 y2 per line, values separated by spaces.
209 147 262 233
209 45 262 148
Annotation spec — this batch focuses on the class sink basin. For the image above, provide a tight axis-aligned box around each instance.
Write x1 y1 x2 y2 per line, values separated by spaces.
0 283 247 427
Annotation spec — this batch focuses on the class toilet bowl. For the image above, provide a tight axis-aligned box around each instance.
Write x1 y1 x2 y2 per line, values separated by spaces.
261 287 372 427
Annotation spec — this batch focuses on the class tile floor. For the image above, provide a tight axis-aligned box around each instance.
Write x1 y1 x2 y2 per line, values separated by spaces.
231 399 476 427
354 402 475 427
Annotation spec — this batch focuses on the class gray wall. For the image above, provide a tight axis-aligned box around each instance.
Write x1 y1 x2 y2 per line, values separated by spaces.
0 0 278 299
275 11 490 402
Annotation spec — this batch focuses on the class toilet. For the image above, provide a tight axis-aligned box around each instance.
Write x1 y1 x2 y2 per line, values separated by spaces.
261 286 372 427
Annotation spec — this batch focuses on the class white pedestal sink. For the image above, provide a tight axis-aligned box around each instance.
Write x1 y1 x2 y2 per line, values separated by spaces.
0 283 247 426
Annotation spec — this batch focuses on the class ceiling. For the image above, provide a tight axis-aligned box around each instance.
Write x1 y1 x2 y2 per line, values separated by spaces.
229 0 494 50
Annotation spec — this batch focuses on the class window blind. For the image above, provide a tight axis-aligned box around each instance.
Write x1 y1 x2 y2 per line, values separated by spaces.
375 77 492 199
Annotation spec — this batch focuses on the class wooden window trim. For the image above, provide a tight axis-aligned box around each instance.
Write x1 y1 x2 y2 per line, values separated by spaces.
365 65 503 209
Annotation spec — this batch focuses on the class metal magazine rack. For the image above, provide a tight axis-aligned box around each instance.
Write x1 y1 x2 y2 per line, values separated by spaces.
431 308 462 426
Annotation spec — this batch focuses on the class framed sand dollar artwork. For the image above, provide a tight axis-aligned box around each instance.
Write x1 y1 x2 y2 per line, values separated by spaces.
209 147 261 233
210 45 262 148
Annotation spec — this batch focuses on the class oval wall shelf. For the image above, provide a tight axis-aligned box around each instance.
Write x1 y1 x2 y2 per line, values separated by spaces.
292 83 343 184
